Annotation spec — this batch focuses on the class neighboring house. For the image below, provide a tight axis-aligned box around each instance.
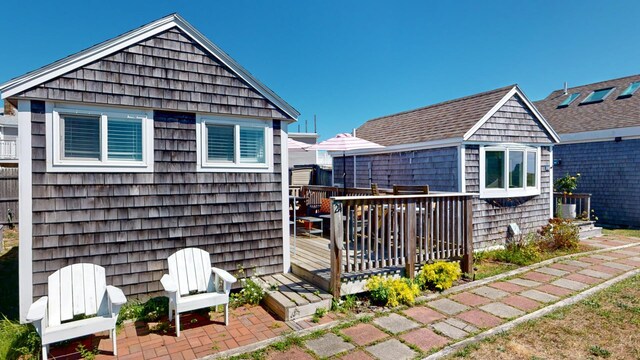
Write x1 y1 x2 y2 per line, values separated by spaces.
0 14 299 322
0 112 19 166
288 132 320 167
336 85 560 248
535 74 640 227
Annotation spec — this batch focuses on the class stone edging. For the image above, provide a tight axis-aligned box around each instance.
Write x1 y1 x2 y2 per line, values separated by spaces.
423 267 640 359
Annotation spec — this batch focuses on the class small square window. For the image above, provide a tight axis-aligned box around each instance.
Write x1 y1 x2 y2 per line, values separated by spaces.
558 93 580 108
62 115 101 160
619 81 640 98
581 88 614 104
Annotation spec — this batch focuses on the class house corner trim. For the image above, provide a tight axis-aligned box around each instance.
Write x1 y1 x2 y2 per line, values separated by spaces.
280 125 291 273
18 100 33 323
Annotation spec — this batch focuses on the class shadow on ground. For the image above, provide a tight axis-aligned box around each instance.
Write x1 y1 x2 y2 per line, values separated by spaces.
0 246 19 320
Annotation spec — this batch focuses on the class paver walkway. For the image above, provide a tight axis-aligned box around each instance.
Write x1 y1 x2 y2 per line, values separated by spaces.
253 235 640 360
46 235 640 360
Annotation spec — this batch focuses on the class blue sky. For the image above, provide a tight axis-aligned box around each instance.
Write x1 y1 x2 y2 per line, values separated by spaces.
1 1 638 139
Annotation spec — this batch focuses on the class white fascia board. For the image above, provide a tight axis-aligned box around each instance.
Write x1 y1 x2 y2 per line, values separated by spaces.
462 86 561 144
559 126 640 144
329 137 463 157
0 14 300 121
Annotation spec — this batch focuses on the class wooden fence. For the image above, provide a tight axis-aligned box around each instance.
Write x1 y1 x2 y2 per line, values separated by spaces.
0 168 18 225
328 193 474 297
553 192 591 219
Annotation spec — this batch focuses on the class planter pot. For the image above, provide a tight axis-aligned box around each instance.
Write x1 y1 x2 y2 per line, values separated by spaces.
304 221 314 230
557 203 577 219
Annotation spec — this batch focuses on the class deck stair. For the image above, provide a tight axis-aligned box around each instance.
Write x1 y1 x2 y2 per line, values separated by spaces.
574 220 602 239
256 273 332 321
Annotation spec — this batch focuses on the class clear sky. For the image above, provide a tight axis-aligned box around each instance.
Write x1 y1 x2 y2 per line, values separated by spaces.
1 1 638 139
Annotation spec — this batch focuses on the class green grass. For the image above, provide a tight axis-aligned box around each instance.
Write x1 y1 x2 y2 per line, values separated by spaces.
0 317 41 360
602 227 640 238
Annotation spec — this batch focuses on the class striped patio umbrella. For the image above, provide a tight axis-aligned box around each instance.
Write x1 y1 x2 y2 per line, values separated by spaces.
287 138 311 152
308 133 384 191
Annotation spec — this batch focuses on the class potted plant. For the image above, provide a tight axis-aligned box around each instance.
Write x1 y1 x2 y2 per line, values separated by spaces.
554 173 580 219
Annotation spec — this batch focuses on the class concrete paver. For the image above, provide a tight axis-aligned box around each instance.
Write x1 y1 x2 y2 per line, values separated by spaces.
602 262 634 271
564 260 591 268
507 278 541 287
443 318 478 333
373 313 420 334
552 278 589 291
427 298 470 315
470 286 509 300
305 333 354 358
431 321 469 340
578 269 613 279
520 289 560 303
535 267 569 277
479 302 526 319
365 339 416 360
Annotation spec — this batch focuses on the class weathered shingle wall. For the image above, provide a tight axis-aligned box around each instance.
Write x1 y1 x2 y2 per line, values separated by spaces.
333 147 459 191
468 95 553 144
29 104 284 299
554 140 640 227
18 28 289 120
466 145 552 248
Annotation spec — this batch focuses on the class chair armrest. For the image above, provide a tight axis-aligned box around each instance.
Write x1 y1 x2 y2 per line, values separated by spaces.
26 296 48 322
211 267 237 284
106 286 127 306
160 274 178 293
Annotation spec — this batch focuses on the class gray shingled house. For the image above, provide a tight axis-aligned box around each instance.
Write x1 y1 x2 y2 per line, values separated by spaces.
535 74 640 227
0 14 299 322
335 85 560 249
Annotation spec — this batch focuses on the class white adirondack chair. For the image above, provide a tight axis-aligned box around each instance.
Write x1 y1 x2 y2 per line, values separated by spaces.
26 263 127 359
160 248 237 337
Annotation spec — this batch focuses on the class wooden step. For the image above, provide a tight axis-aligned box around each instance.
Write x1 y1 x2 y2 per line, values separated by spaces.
256 273 332 321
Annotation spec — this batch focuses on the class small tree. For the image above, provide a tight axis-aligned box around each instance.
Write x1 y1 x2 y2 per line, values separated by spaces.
554 173 580 204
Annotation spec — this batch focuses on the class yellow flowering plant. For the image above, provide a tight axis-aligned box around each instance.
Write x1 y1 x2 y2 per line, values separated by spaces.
366 275 420 307
418 261 462 291
554 173 581 204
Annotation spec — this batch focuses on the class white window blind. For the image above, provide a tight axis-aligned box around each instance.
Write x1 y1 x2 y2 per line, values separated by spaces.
239 127 265 164
108 118 143 161
207 124 235 162
62 115 100 159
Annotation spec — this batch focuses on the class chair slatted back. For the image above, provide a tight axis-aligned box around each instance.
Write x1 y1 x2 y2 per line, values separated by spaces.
392 184 430 195
47 263 108 326
167 248 215 296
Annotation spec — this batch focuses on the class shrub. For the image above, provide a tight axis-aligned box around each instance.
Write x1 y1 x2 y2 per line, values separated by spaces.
493 239 541 266
0 317 41 360
118 297 169 324
538 218 580 251
366 275 420 307
230 278 265 308
418 261 462 291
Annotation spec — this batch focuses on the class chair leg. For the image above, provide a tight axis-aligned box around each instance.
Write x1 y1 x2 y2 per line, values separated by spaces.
112 329 117 356
225 303 229 325
176 311 180 337
168 301 173 322
42 344 47 360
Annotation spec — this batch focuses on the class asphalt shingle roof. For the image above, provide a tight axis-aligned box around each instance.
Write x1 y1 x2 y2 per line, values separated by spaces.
356 85 514 146
534 74 640 134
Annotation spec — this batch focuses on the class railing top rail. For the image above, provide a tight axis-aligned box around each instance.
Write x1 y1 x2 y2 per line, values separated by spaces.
331 192 477 201
553 192 592 197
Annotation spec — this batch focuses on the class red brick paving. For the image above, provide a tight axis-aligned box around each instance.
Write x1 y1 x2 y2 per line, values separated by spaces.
488 281 525 293
521 271 554 283
456 310 503 328
340 323 388 346
501 295 541 311
590 264 622 274
266 347 315 360
338 350 376 360
403 306 446 324
536 284 574 297
565 273 600 285
450 292 493 306
400 328 449 351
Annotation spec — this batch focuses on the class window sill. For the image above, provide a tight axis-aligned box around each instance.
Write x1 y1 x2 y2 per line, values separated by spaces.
47 161 154 173
197 165 273 173
480 189 540 199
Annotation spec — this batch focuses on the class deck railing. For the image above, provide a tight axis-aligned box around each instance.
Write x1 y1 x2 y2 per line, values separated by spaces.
329 193 474 297
0 139 17 160
553 192 592 219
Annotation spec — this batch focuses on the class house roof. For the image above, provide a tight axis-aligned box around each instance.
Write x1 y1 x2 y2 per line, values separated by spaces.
356 85 558 146
0 14 300 120
534 74 640 134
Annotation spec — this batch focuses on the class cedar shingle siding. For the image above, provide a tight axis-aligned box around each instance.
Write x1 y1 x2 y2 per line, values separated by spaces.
18 28 289 120
554 140 640 227
20 26 289 299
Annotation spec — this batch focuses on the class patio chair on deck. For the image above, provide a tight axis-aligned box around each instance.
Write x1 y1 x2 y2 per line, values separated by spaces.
393 184 430 195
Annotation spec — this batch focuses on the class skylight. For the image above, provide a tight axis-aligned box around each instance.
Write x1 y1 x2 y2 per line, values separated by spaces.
580 87 614 104
558 93 580 108
618 81 640 98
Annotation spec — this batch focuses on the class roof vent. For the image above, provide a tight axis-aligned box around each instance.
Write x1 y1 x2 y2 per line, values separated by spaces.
563 82 568 95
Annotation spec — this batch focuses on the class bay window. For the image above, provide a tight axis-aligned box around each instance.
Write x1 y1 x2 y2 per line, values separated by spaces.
197 116 273 172
480 145 540 198
50 105 154 172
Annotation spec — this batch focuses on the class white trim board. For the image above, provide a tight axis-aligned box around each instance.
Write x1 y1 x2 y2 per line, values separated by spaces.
463 85 561 144
18 100 32 323
280 124 290 273
559 126 640 144
331 137 463 157
0 14 299 121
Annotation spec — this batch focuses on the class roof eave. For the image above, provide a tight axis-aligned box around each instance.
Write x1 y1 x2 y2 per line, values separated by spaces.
0 14 300 121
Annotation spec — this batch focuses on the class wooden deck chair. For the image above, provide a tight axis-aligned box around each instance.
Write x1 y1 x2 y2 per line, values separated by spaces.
392 184 430 195
26 263 127 359
371 183 380 196
160 248 237 337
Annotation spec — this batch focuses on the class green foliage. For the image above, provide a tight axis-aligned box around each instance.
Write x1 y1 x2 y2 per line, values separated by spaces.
331 294 358 313
311 307 327 323
588 345 611 358
554 173 581 200
493 239 541 266
365 275 420 307
418 261 462 291
230 278 265 308
0 317 41 360
76 344 99 360
118 297 169 324
538 218 580 251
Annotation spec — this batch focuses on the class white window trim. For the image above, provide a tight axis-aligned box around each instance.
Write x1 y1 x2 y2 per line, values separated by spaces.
196 115 273 173
479 144 541 199
47 103 154 172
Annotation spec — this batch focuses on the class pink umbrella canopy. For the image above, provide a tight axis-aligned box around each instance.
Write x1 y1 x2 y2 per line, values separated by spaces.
308 133 384 151
287 138 311 151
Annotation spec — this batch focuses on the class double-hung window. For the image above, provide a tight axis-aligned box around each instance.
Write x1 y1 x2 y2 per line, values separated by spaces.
197 116 272 172
480 145 540 198
50 105 154 172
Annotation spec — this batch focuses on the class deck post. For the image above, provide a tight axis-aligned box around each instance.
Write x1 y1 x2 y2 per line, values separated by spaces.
461 197 474 276
405 202 416 280
330 199 344 299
